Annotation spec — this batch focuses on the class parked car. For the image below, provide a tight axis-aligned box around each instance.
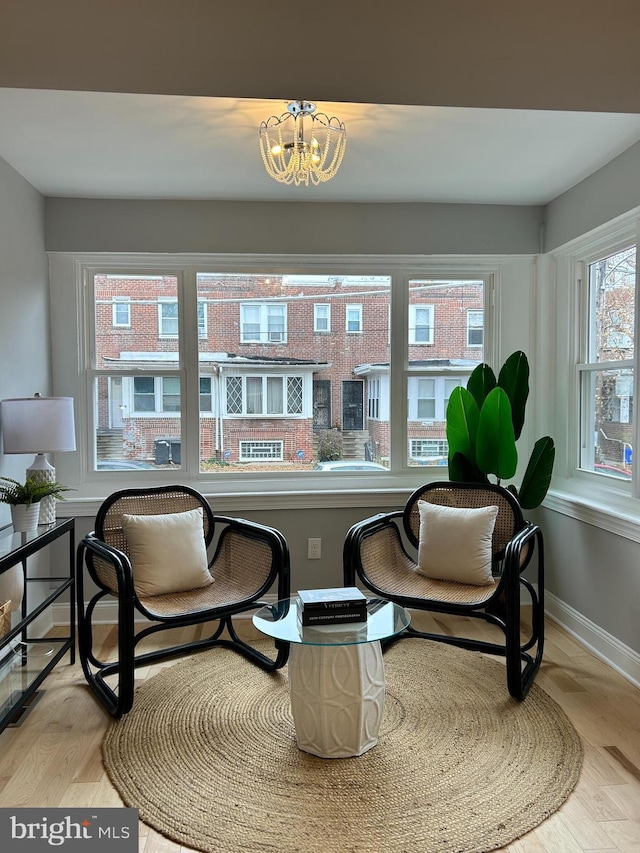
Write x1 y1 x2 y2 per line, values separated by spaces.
594 463 632 480
96 460 156 471
312 461 388 472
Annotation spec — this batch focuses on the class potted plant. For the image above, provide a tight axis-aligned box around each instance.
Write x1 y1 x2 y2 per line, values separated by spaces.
445 351 555 509
0 476 73 532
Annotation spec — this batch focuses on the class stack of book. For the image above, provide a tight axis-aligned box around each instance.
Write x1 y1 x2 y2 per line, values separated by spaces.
296 586 367 627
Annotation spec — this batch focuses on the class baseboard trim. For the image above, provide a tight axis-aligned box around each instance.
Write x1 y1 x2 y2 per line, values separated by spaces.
545 591 640 689
54 593 640 689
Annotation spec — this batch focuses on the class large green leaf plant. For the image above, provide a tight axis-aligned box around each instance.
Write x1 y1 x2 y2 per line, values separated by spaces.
445 351 555 509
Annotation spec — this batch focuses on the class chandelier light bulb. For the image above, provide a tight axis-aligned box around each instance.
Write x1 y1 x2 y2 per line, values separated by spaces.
259 100 347 187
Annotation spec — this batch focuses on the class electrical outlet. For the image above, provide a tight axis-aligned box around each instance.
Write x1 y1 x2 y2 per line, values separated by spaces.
308 538 321 559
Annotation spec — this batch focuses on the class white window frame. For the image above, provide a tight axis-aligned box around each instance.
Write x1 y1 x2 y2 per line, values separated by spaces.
314 303 331 332
49 252 501 505
545 213 640 542
345 304 363 333
240 302 287 344
409 304 434 345
112 296 131 327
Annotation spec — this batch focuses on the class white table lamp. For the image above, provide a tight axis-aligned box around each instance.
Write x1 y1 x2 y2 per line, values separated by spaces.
1 395 76 524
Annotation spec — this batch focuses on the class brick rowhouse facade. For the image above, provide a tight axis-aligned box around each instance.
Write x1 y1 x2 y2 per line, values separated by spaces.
93 274 484 467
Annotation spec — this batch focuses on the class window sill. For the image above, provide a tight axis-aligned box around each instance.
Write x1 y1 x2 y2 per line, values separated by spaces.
544 486 640 543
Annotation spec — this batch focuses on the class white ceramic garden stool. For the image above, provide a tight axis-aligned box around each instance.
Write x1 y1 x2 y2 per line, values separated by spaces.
288 642 386 758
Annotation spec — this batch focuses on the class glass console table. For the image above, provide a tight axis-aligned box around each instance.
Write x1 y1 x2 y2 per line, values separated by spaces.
0 517 75 732
253 597 410 758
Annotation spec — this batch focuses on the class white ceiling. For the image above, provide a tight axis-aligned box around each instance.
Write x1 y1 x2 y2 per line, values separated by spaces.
1 88 640 206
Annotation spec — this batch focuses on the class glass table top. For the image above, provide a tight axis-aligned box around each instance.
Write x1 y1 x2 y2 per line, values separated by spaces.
253 596 410 646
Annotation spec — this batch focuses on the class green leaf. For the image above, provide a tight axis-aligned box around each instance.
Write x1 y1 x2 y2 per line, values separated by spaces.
445 387 480 463
467 364 496 409
497 350 529 440
475 387 518 479
448 451 489 484
517 436 556 509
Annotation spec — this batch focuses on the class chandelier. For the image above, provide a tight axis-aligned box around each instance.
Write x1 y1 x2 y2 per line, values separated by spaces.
259 100 347 187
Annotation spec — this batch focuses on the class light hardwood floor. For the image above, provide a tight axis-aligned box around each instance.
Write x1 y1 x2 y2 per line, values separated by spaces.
0 613 638 853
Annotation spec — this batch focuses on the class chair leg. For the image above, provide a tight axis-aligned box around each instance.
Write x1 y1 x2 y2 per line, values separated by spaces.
223 616 289 671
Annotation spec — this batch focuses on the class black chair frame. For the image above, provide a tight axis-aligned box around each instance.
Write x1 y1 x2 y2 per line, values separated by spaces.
344 481 544 699
77 484 290 717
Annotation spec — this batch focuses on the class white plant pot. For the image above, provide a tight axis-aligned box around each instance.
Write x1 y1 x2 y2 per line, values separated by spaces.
10 503 41 533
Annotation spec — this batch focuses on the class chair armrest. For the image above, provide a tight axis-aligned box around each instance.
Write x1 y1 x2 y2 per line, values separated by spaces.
343 510 405 585
212 514 291 601
77 532 136 600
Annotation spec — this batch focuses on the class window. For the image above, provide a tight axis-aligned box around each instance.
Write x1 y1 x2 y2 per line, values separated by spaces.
58 262 493 481
199 376 213 413
346 304 362 332
579 245 635 479
240 303 287 343
368 379 380 419
314 304 331 332
113 297 130 327
132 376 181 413
225 375 304 416
239 441 284 461
159 299 206 337
416 379 436 419
410 439 449 463
159 299 179 337
467 309 483 346
409 305 434 344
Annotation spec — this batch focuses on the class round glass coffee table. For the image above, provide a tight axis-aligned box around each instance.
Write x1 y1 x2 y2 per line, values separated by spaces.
253 597 410 759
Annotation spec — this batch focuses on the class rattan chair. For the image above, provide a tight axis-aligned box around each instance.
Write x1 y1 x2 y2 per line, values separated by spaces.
343 481 544 699
77 484 290 717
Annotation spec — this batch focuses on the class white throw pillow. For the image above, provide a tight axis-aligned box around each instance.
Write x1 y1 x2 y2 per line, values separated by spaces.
121 508 213 598
416 501 499 586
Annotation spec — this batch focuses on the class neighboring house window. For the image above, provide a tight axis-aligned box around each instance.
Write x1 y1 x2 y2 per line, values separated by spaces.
113 297 130 327
225 375 304 416
416 378 436 419
239 441 284 461
410 439 449 462
467 309 483 346
409 305 434 344
240 303 287 343
159 299 179 337
368 379 380 419
579 244 635 478
158 299 206 337
133 376 181 413
346 304 363 332
199 376 213 412
407 376 467 422
314 303 331 332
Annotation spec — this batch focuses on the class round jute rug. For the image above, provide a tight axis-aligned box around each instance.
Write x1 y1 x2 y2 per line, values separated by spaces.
102 640 583 853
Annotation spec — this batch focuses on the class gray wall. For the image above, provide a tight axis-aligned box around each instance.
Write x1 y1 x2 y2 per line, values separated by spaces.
0 155 52 616
45 198 543 256
544 140 640 251
540 507 640 655
2 2 640 113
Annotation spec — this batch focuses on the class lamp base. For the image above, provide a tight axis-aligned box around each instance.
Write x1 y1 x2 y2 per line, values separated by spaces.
26 454 56 525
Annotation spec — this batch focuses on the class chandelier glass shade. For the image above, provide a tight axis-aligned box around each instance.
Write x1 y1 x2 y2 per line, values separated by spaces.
259 100 346 186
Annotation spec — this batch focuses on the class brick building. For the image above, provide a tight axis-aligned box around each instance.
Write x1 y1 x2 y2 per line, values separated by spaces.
93 273 484 468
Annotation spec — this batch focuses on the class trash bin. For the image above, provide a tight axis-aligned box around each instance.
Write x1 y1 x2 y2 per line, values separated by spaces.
170 439 181 465
154 439 171 465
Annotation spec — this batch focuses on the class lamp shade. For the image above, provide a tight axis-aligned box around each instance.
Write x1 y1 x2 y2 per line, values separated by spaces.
1 396 76 454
